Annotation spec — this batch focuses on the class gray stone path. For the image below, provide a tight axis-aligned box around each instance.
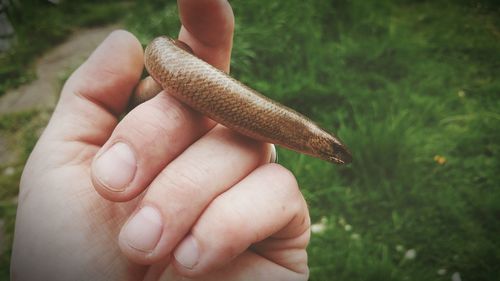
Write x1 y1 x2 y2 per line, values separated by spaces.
0 24 122 113
0 24 122 165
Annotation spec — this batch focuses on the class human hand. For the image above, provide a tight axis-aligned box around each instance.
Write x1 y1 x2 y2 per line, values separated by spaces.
11 1 310 280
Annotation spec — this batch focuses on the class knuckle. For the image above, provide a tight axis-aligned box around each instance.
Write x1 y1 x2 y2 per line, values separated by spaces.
118 107 160 138
214 226 244 258
134 103 181 133
117 102 188 149
265 164 302 206
266 164 299 191
197 199 247 253
151 98 188 128
161 162 207 199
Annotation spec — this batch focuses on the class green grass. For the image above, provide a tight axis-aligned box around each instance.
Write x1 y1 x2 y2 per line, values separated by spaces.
0 0 499 280
0 110 49 278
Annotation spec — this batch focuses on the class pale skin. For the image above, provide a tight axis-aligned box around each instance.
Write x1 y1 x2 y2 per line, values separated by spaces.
10 0 310 280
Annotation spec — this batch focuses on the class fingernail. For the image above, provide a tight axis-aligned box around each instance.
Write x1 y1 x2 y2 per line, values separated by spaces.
269 144 278 163
93 142 136 191
174 235 199 269
122 206 163 252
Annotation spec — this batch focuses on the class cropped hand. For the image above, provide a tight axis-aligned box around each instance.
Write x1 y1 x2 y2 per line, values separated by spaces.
11 1 310 280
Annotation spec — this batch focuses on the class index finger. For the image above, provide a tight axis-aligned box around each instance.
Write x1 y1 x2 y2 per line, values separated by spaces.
90 0 236 203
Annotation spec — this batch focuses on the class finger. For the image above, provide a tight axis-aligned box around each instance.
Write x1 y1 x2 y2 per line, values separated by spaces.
172 164 310 277
178 0 234 72
49 30 143 144
117 126 274 263
161 251 308 281
132 0 234 107
91 93 211 201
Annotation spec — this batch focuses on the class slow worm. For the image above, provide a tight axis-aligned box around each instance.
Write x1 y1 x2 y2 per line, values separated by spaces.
133 36 352 164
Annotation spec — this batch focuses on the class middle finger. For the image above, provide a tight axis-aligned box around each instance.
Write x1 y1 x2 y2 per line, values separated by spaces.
118 125 274 264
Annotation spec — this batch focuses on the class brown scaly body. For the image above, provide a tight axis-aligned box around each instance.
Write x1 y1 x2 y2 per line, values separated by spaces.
141 36 352 164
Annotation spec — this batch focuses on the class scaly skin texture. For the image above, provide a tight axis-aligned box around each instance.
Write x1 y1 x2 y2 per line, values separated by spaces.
141 36 352 164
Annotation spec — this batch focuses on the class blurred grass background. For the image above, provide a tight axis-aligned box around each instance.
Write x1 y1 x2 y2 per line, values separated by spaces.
1 0 499 280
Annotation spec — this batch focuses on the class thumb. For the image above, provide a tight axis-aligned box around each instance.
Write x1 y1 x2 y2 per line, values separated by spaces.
47 30 143 146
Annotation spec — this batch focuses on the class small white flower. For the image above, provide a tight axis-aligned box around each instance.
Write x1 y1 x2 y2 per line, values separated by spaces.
344 224 352 231
396 245 405 252
311 217 328 234
3 166 15 176
350 233 360 240
338 217 346 226
457 90 466 98
311 223 326 234
451 272 461 281
437 268 447 275
404 249 417 260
